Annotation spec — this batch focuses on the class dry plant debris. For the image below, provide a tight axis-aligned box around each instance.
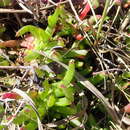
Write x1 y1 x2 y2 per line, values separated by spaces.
0 0 130 129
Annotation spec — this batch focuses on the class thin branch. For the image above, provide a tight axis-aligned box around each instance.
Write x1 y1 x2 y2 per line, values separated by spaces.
92 68 124 75
40 0 68 10
120 9 130 31
68 0 81 23
0 66 32 69
87 0 98 23
96 0 110 40
0 1 69 14
4 101 25 126
0 8 27 13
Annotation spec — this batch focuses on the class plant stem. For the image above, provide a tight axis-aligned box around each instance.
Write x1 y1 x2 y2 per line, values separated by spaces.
96 0 110 40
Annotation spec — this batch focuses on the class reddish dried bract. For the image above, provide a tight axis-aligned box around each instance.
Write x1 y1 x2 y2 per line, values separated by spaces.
75 34 84 40
60 84 66 88
77 55 85 59
24 109 31 113
124 104 130 113
96 15 102 19
0 40 21 48
114 0 121 5
1 92 20 99
123 2 130 8
20 35 35 50
19 127 26 130
80 3 91 20
7 115 16 121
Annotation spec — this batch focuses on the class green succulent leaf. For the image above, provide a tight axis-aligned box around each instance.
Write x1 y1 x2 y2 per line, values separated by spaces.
46 6 63 37
0 60 9 66
55 97 71 106
64 49 88 58
57 60 75 101
48 6 62 28
47 94 56 107
89 74 106 85
54 87 65 97
25 121 37 130
0 0 11 7
122 72 130 79
16 25 50 42
60 59 75 86
53 106 77 115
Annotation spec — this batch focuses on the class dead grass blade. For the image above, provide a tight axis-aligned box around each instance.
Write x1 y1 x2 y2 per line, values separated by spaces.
122 116 130 126
75 73 122 126
12 88 43 130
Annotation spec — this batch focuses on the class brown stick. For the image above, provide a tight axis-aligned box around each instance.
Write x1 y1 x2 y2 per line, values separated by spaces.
0 66 32 69
0 1 69 13
0 40 21 48
0 8 27 13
